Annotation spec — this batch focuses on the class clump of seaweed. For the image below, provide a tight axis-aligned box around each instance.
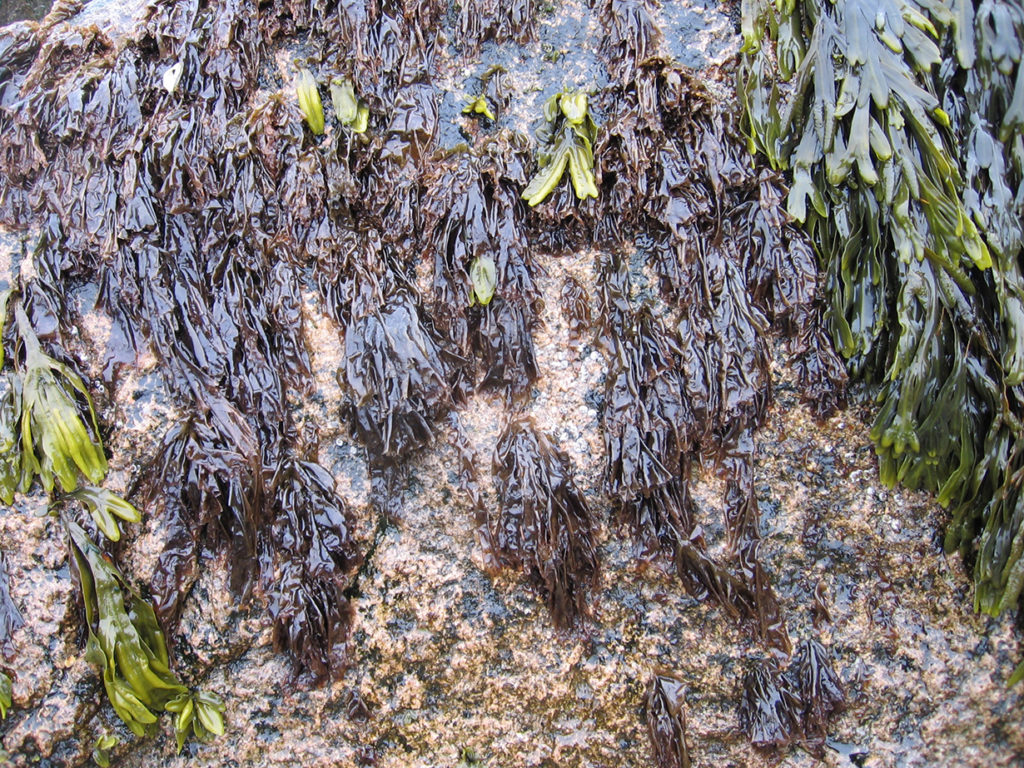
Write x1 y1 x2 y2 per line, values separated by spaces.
738 659 801 748
422 144 541 400
522 90 599 207
645 672 692 768
791 638 846 752
740 0 1024 623
559 276 592 348
0 0 869 760
267 456 362 684
489 417 599 628
738 640 845 752
10 302 107 495
66 518 225 750
296 68 325 135
457 0 536 52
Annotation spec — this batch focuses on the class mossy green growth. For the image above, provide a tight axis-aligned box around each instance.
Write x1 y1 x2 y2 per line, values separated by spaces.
330 77 369 133
296 68 325 135
66 518 226 749
522 90 598 206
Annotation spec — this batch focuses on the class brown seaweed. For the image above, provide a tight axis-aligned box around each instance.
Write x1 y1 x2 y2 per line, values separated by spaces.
559 275 592 348
0 0 862 757
789 638 845 751
738 659 801 748
341 280 463 466
490 417 599 628
601 0 664 88
458 0 536 51
142 410 263 631
422 146 541 399
267 457 362 684
645 672 691 768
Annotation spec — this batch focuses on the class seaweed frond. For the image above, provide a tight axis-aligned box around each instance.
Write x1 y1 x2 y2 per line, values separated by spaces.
490 417 599 628
522 91 599 206
65 518 225 750
645 672 691 768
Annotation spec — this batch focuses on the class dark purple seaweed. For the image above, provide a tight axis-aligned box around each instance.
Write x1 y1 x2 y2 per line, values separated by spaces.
490 417 599 628
142 409 263 631
0 0 859 755
790 639 845 751
267 458 362 684
645 672 691 768
422 146 541 399
738 660 802 748
458 0 536 51
559 275 592 347
341 282 463 466
601 0 663 88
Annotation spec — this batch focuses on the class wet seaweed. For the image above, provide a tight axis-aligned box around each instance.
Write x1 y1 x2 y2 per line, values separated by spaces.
790 638 845 752
0 671 10 719
267 457 362 684
0 552 22 661
738 659 801 748
523 91 599 207
458 0 536 51
559 275 592 347
141 410 263 630
0 0 867 757
341 279 463 465
490 417 599 628
601 0 664 88
66 517 225 749
422 145 541 399
645 672 691 768
740 0 1024 619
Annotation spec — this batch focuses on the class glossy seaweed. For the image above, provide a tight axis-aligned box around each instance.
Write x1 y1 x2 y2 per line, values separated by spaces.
645 672 692 768
0 0 878 758
738 640 845 753
489 417 600 628
0 553 22 662
741 0 1024 621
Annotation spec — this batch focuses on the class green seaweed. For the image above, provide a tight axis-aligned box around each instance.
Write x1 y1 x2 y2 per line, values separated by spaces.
0 670 10 719
13 304 107 494
66 518 225 750
62 485 141 542
462 94 496 122
91 734 118 767
297 68 325 135
469 256 497 306
330 77 369 133
741 0 1024 619
522 90 599 206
